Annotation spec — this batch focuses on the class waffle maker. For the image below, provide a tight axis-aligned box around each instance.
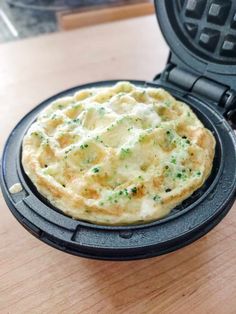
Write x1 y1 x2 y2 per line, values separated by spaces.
1 0 236 260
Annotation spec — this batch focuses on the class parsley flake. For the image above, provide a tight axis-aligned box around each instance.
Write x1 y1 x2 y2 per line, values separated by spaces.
131 187 137 194
92 167 100 173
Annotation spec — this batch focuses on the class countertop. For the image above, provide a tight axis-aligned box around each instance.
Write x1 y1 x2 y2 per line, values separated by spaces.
0 15 236 314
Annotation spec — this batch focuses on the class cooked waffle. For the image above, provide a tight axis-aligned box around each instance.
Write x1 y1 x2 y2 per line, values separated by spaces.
22 82 215 225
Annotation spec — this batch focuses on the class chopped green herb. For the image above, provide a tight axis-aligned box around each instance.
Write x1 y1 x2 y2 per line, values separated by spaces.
165 130 175 143
80 144 89 149
92 167 100 173
139 134 147 143
31 132 44 140
51 114 57 120
65 147 73 154
120 148 132 159
107 124 114 131
98 107 106 116
131 187 137 194
73 118 81 124
176 173 182 178
99 202 104 206
171 158 176 164
153 195 160 201
73 103 82 109
164 100 171 107
117 92 125 98
124 188 129 196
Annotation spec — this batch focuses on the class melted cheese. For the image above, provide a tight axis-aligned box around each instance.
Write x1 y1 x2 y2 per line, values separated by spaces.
9 183 23 194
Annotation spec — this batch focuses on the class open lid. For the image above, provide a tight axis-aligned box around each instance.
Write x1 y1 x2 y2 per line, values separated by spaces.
155 0 236 88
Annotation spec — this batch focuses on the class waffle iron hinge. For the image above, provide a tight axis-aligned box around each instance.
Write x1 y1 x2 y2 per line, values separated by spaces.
163 66 236 115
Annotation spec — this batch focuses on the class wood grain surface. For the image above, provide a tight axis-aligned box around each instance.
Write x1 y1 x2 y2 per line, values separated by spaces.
0 15 236 314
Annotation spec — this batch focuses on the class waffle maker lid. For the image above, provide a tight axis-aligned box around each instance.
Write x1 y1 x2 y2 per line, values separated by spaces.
155 0 236 85
1 0 236 260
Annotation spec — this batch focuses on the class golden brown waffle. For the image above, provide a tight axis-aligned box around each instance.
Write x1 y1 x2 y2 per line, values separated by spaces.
22 82 215 225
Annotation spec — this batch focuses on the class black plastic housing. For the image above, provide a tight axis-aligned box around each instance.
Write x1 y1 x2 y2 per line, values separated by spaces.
1 80 236 260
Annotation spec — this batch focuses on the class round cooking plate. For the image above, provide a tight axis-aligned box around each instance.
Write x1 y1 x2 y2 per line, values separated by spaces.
1 80 236 260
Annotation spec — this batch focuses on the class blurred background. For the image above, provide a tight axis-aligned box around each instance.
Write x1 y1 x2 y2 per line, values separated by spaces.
0 0 154 43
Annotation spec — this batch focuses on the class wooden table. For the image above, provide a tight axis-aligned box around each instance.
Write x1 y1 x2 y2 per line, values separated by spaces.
0 15 236 314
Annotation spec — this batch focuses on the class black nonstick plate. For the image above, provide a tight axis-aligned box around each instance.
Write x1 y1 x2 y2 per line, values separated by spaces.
1 79 236 260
